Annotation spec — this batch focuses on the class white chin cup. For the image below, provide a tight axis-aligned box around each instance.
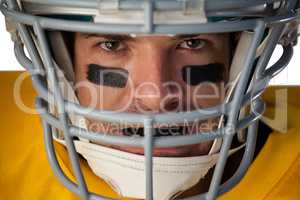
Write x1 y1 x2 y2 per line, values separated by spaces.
75 140 220 200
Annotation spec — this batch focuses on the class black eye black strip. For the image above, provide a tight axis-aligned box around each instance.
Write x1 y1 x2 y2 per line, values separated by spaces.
87 64 129 88
182 63 225 86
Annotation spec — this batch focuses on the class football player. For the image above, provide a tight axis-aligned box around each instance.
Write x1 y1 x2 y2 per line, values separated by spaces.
0 0 299 200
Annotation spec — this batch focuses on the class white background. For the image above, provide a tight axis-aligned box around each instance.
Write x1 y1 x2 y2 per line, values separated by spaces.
0 16 299 85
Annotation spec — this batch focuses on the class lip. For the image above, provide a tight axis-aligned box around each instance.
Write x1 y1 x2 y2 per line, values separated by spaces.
88 120 217 157
109 142 212 157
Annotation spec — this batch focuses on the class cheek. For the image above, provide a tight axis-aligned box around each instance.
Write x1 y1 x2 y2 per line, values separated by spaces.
181 63 226 86
188 83 225 108
168 61 225 92
74 63 131 110
75 80 132 110
74 57 132 110
87 64 129 88
75 83 93 107
168 48 229 105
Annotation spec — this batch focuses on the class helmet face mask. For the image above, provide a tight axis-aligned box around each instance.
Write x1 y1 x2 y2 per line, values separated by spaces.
1 0 300 199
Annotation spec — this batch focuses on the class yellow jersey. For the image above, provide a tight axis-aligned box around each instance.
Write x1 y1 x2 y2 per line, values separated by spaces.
0 72 299 200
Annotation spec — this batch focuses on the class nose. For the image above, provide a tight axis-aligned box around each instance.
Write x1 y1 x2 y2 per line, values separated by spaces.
130 45 180 113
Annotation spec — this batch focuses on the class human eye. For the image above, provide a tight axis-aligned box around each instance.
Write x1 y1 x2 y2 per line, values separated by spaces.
99 40 126 52
178 38 206 50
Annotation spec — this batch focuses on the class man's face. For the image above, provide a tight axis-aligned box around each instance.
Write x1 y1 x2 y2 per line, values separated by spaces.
73 33 231 157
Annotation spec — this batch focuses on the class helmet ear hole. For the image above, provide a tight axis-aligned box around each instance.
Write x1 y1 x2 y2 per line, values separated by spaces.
48 31 75 83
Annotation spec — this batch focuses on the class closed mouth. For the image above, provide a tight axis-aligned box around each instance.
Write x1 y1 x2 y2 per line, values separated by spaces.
105 124 214 157
121 126 194 137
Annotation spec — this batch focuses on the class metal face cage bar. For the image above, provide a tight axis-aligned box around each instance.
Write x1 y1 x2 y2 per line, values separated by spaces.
1 0 299 200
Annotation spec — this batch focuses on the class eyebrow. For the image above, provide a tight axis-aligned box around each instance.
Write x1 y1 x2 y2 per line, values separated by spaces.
83 33 201 40
175 34 202 39
83 33 133 41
